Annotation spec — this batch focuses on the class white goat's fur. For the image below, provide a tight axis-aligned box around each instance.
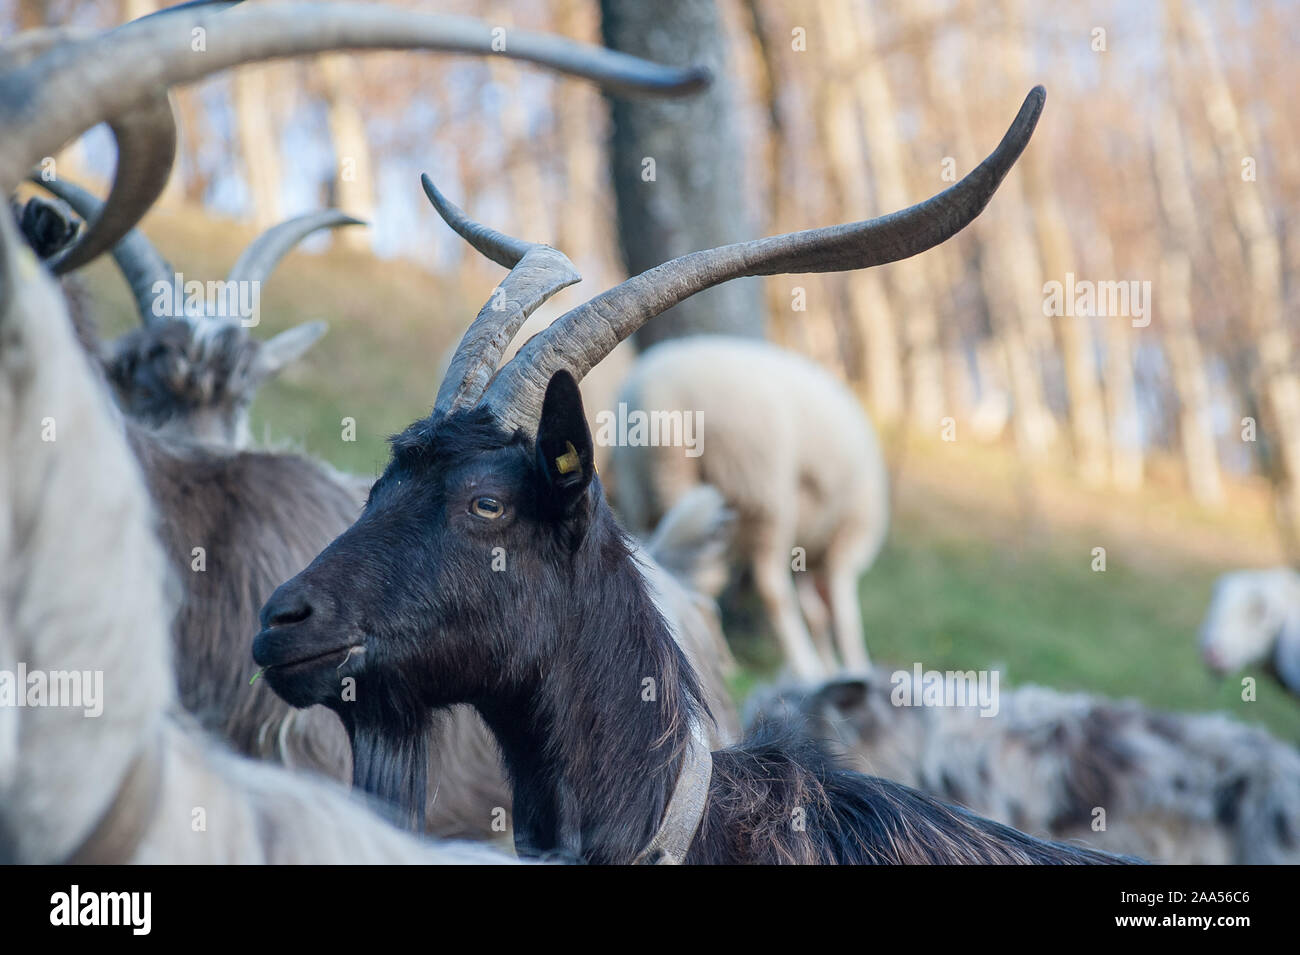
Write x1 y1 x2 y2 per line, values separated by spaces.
610 336 889 679
0 229 509 863
1199 568 1300 694
750 671 1300 864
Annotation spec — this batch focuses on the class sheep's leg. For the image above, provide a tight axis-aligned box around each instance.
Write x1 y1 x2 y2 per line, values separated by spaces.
796 573 837 671
753 540 827 680
827 558 870 672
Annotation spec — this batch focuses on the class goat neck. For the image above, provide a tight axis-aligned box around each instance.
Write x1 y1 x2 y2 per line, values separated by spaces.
470 511 707 863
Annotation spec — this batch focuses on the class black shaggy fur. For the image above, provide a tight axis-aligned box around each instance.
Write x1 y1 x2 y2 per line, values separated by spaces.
258 373 1137 864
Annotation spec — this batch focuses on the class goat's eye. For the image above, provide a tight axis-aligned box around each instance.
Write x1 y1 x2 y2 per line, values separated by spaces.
470 496 505 519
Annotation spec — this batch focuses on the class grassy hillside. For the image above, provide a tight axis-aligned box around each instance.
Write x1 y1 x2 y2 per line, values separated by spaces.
81 204 1300 742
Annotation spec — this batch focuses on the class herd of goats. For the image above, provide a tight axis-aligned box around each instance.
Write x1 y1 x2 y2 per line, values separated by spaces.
2 2 1298 866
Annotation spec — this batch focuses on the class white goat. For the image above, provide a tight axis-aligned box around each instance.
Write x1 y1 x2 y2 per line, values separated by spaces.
0 217 510 863
1199 568 1300 695
609 335 889 678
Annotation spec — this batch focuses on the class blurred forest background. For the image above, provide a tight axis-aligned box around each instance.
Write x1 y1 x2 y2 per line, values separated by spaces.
7 0 1299 737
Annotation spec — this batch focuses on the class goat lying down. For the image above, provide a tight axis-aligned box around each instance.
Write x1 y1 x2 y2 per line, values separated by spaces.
0 208 510 864
749 670 1300 863
258 95 1132 863
1199 568 1300 697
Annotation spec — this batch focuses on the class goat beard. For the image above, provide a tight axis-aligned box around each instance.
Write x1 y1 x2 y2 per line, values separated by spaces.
347 719 430 833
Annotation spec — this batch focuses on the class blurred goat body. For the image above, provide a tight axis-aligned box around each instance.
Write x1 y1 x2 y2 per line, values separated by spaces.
751 671 1300 864
611 335 889 678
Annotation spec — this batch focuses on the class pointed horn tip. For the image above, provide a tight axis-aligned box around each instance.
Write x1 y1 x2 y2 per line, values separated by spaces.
419 172 460 221
677 64 712 93
1023 85 1047 119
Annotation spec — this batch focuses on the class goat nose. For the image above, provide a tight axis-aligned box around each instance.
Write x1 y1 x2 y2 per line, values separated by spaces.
260 585 314 629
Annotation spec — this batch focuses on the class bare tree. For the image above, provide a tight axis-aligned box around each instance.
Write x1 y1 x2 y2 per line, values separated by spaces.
1177 2 1298 522
233 65 284 229
1152 99 1223 505
319 55 376 250
599 0 765 347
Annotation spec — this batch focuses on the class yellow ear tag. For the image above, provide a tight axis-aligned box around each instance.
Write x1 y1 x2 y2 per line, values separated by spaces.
555 440 581 476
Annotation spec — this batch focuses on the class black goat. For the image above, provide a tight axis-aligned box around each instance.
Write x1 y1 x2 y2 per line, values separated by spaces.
255 88 1134 863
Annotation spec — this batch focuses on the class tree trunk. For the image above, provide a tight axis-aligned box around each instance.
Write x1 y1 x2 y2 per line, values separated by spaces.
1006 0 1108 487
233 66 283 229
1152 104 1223 505
837 1 945 431
318 55 375 251
553 0 610 284
599 0 765 348
932 27 1054 460
1178 3 1297 522
1084 231 1144 491
805 0 900 398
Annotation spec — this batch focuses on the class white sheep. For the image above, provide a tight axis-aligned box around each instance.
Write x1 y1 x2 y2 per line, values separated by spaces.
608 335 889 679
1199 568 1300 695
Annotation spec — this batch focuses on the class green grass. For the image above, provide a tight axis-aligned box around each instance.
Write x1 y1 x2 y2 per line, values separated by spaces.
857 522 1298 740
81 203 1300 744
721 503 1299 742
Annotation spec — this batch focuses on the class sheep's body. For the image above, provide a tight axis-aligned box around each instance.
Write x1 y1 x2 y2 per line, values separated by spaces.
1199 568 1300 695
611 335 889 678
750 671 1300 863
0 232 509 863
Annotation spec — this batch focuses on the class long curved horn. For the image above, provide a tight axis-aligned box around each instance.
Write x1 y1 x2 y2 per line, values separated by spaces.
421 175 580 418
121 0 244 25
30 175 175 323
478 86 1047 435
2 27 173 276
43 99 177 275
0 3 710 194
227 210 365 287
6 3 242 273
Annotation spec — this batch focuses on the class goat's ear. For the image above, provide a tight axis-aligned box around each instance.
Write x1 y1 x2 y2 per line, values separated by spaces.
252 320 327 381
536 369 594 510
816 677 869 713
